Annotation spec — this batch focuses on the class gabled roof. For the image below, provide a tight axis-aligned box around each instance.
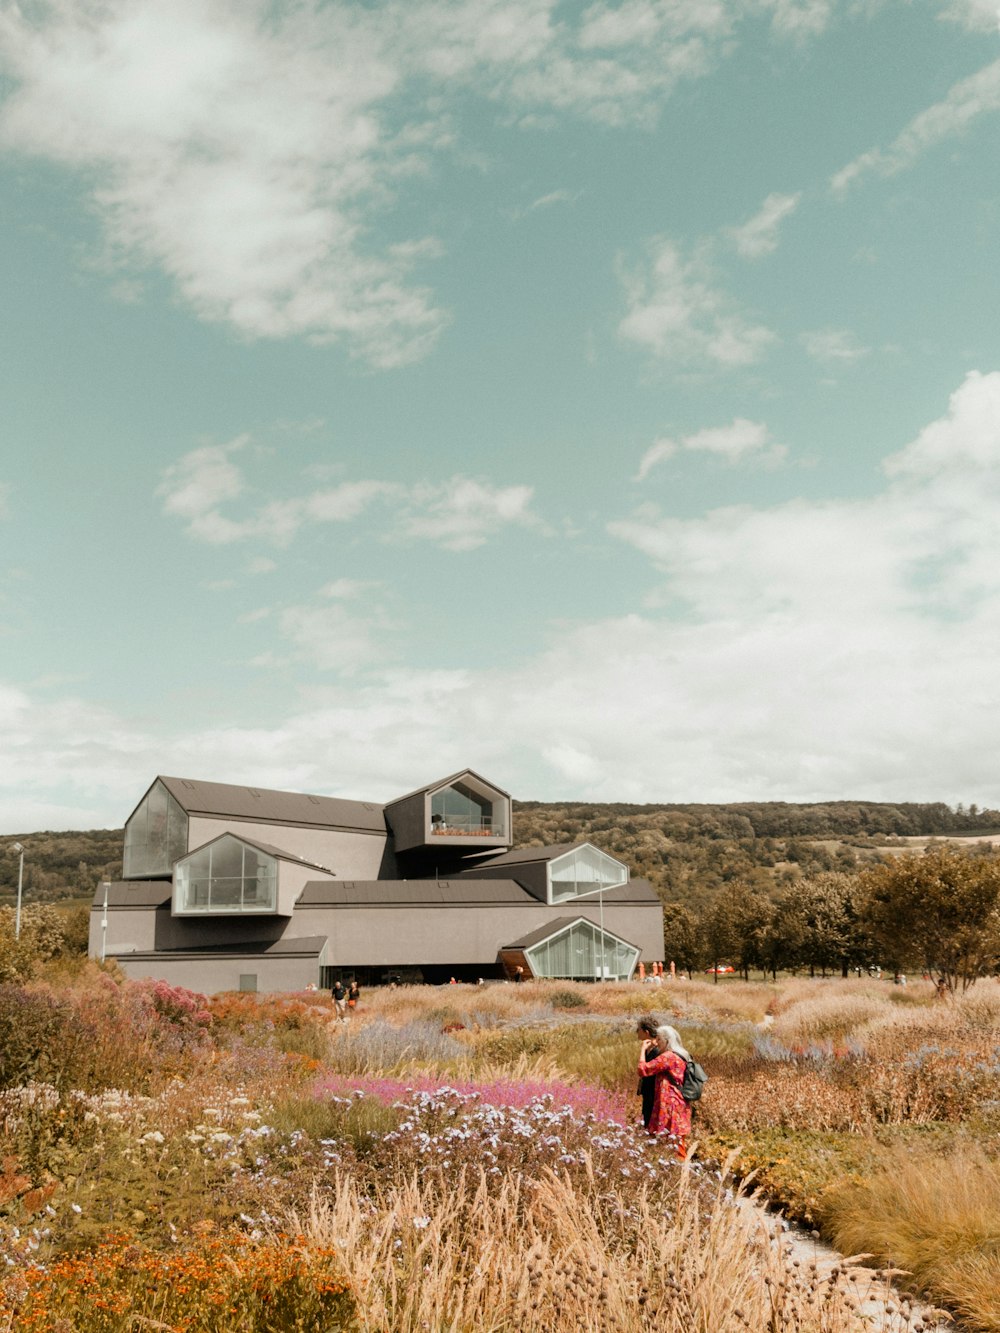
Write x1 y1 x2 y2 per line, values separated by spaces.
464 842 589 866
180 831 336 877
383 768 511 808
296 878 535 907
152 776 386 833
504 915 640 952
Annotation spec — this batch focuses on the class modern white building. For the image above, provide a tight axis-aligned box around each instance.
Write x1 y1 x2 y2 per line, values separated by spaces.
91 769 665 993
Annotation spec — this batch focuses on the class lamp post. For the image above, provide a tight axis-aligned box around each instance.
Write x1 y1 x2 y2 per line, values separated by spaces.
12 842 24 940
100 881 111 964
573 879 611 982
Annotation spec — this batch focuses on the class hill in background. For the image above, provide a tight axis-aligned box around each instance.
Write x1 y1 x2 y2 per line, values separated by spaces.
3 799 999 914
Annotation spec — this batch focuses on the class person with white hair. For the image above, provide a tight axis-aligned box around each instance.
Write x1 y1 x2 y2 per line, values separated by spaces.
637 1022 692 1157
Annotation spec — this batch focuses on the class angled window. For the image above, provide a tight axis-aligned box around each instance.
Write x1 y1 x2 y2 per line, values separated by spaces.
548 844 628 904
525 919 639 982
430 779 506 838
174 835 277 914
124 780 188 878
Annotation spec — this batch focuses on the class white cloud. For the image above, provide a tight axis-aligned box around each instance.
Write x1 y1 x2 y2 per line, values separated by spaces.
247 557 277 575
937 0 1000 32
759 0 835 40
12 372 1000 830
684 418 780 461
158 443 539 551
397 478 539 551
263 599 389 673
727 191 800 258
801 328 870 363
637 419 779 478
0 0 839 366
635 438 678 480
831 58 1000 193
0 0 444 367
619 238 776 367
156 436 249 543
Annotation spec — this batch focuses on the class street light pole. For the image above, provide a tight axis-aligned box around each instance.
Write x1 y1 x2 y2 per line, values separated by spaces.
100 881 110 964
12 843 25 940
598 883 606 983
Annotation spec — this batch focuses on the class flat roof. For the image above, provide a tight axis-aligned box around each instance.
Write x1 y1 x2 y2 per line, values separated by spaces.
297 878 535 906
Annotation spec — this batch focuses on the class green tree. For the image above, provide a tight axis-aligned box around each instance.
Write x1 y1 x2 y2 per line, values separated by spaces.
661 902 701 976
860 847 1000 990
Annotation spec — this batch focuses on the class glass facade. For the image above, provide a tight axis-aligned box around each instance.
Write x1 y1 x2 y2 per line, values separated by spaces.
174 836 277 914
430 781 505 837
548 845 628 904
525 920 639 981
123 780 188 878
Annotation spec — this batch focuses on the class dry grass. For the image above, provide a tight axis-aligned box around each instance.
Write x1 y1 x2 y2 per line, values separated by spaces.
825 1145 1000 1331
293 1162 913 1333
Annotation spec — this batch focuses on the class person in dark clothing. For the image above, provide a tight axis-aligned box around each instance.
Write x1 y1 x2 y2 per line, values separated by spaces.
635 1016 662 1129
348 979 360 1010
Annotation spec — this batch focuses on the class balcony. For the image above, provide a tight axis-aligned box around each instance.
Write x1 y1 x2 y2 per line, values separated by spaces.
430 815 504 838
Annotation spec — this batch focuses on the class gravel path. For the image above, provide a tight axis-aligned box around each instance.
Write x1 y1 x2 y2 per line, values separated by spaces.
733 1194 954 1330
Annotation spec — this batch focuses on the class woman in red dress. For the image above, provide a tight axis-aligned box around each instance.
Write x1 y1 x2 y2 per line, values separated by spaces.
637 1024 692 1158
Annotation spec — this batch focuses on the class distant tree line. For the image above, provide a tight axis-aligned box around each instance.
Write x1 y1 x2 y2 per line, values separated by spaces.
662 847 1000 991
4 797 1000 910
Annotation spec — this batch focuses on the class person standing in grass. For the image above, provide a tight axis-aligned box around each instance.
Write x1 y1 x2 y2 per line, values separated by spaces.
348 979 360 1011
637 1023 692 1158
332 979 348 1021
635 1017 662 1130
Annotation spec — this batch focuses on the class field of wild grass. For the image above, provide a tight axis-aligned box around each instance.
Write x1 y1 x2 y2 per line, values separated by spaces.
0 969 997 1330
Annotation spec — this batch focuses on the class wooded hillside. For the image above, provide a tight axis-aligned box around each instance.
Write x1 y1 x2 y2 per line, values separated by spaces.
2 798 998 912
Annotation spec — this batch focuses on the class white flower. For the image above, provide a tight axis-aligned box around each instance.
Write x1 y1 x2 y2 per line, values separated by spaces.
70 1203 82 1215
141 1131 165 1145
412 1216 431 1229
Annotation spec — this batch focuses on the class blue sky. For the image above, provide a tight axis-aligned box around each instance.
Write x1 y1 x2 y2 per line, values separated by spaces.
3 0 1000 831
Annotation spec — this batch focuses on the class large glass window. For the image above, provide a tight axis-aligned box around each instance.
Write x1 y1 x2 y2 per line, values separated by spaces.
548 845 628 904
430 781 505 837
526 920 639 981
124 781 188 878
174 836 277 914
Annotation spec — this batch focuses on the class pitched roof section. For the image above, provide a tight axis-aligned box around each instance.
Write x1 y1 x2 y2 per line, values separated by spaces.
297 878 535 907
504 915 641 952
181 831 337 877
383 768 511 809
156 776 385 833
462 842 582 866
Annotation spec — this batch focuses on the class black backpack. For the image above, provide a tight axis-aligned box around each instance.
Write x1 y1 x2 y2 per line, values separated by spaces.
670 1057 708 1103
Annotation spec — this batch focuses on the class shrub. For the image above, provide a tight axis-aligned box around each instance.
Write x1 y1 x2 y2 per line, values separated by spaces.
330 1019 465 1073
0 1232 358 1332
550 988 588 1009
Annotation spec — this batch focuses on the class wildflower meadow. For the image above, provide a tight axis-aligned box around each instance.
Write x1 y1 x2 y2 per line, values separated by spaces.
0 968 997 1330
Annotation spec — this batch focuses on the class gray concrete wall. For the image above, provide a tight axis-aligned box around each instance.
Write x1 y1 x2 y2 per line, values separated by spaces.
382 791 426 854
186 817 386 878
115 952 322 994
89 902 160 957
291 900 663 967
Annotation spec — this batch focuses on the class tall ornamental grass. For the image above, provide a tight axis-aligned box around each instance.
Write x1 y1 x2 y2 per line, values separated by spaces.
825 1146 1000 1332
293 1164 923 1333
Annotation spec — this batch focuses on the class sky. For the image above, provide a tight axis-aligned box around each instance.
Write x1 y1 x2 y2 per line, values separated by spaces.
3 0 1000 833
